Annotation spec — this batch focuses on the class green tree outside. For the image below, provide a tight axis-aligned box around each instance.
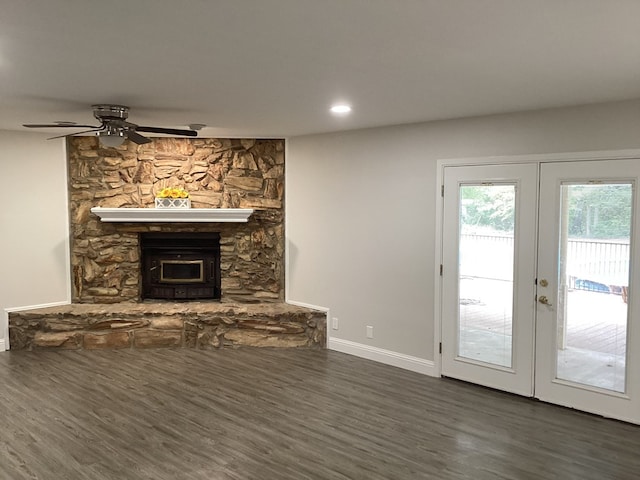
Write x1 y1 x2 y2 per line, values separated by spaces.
460 183 632 240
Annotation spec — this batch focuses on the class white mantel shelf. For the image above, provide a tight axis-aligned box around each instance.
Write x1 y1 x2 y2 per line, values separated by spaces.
90 207 254 223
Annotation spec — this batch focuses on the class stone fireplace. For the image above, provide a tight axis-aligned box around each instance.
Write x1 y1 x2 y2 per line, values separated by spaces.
8 137 326 350
68 136 285 303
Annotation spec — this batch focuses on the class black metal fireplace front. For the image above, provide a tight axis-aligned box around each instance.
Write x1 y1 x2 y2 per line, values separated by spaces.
140 232 221 300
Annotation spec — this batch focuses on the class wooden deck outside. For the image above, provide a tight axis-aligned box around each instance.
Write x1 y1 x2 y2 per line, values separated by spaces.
458 278 628 391
459 278 627 356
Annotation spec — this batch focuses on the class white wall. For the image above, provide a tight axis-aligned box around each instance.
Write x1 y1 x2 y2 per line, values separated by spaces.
286 99 640 370
0 131 70 351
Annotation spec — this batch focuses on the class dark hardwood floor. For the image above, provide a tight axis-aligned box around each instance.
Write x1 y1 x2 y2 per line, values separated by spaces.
1 348 639 479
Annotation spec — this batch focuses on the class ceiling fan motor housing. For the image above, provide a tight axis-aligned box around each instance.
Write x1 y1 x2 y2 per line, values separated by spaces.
92 104 129 122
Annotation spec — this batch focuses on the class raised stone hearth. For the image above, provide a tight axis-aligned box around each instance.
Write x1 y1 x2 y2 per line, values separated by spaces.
9 303 326 351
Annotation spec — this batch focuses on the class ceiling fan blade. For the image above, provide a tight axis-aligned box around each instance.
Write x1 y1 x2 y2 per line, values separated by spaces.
23 123 99 129
46 128 102 140
125 130 152 145
136 126 198 137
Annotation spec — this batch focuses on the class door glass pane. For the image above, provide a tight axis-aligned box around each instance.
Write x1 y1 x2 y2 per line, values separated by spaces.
556 183 632 393
458 184 515 368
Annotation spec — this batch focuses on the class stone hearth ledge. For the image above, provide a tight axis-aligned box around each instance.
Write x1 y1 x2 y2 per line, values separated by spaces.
90 207 254 223
9 302 326 351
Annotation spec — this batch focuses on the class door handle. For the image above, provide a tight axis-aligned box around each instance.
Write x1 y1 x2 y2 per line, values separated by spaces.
538 295 553 306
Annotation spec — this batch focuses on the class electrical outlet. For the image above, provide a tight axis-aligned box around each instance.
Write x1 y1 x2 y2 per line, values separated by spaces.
366 325 374 339
332 317 339 330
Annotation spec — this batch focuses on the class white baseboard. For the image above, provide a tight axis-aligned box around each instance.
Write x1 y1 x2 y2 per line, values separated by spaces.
285 300 436 376
329 337 438 377
1 309 8 352
5 300 71 314
285 299 330 313
3 300 71 352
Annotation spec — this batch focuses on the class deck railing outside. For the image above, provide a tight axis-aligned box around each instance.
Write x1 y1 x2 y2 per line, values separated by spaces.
460 233 630 292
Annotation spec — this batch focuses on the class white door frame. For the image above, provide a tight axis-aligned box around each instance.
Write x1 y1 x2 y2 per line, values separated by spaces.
434 149 640 377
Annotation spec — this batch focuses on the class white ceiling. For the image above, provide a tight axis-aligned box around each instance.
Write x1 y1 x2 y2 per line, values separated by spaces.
2 0 640 138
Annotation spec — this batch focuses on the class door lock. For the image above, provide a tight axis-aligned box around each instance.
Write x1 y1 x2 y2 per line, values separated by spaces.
538 295 552 306
539 279 548 287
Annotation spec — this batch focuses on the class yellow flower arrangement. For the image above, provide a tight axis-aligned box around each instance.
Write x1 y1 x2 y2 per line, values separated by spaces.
157 187 189 199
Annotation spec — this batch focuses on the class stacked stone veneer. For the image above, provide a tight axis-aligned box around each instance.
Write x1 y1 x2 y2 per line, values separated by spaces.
9 303 326 351
68 136 285 303
8 136 327 351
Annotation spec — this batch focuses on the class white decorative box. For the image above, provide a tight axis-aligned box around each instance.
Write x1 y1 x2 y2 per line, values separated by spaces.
154 197 191 209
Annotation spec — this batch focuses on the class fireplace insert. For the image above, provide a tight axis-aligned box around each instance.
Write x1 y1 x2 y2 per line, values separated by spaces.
140 232 221 300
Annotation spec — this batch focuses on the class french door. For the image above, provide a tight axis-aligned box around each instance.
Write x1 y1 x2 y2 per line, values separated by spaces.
441 159 640 423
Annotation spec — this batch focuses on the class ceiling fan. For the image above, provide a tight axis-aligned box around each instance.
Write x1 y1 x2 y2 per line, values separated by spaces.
23 104 199 147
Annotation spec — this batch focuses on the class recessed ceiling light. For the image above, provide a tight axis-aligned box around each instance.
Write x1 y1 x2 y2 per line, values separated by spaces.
330 104 352 115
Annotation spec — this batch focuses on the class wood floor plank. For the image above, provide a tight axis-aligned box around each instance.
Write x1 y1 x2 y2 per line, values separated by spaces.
1 348 640 479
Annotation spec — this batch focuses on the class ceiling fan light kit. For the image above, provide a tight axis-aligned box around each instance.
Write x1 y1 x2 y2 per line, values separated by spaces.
22 104 198 147
98 127 126 147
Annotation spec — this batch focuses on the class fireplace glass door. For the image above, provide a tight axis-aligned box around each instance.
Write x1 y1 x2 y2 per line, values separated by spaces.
160 260 205 283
